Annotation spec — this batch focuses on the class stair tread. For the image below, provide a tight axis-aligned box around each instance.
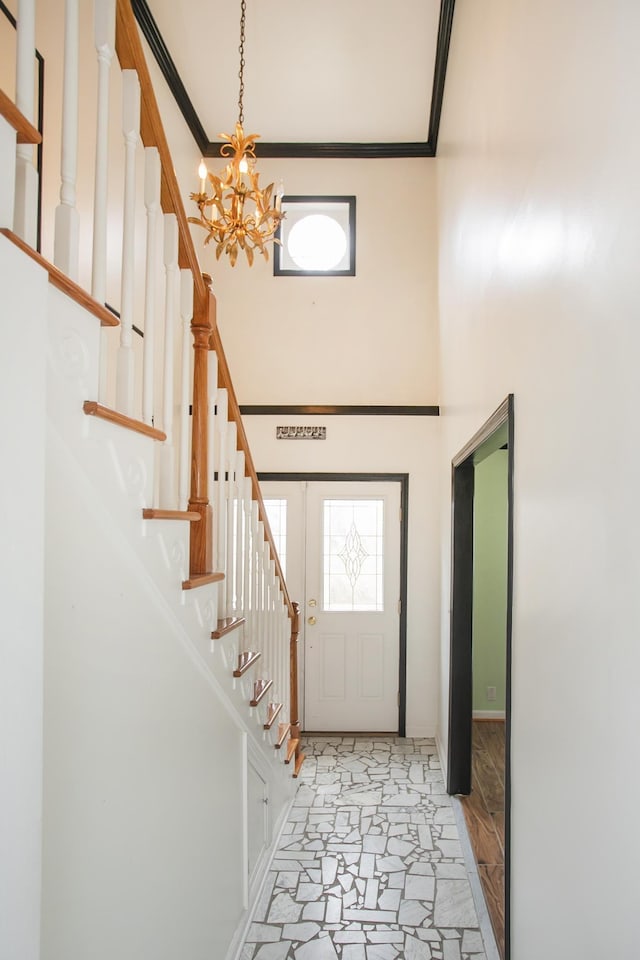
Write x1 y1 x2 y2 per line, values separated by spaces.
142 508 201 521
211 616 246 639
285 738 299 764
1 229 118 327
275 722 291 748
250 678 273 707
264 702 283 730
84 401 166 441
293 753 306 779
233 651 261 678
182 572 225 590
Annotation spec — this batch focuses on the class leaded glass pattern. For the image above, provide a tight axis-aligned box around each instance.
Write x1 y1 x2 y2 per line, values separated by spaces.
323 499 384 611
263 498 287 578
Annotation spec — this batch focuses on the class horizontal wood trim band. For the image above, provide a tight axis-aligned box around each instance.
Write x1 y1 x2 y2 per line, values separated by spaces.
142 508 201 521
264 702 283 730
250 678 273 707
239 404 440 417
181 572 225 590
0 89 41 143
211 616 246 639
83 401 166 441
233 650 261 678
275 722 291 748
1 229 119 327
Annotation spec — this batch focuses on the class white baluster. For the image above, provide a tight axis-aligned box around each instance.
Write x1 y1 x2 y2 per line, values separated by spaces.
0 117 16 228
215 390 229 617
235 451 246 615
262 540 272 679
207 350 218 504
159 213 179 505
250 503 260 651
241 476 252 619
178 270 193 510
14 0 38 246
142 147 161 426
116 69 141 416
54 0 79 278
225 423 238 614
93 0 115 403
281 607 290 722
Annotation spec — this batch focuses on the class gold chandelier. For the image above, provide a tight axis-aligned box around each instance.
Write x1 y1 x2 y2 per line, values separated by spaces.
188 0 284 267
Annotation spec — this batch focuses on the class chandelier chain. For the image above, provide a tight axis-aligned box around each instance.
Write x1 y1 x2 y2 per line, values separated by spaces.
238 0 246 125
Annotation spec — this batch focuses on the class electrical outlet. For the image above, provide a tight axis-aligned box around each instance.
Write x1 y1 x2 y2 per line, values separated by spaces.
487 686 497 702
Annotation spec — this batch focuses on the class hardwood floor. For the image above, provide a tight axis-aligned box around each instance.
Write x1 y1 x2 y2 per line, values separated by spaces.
460 720 505 959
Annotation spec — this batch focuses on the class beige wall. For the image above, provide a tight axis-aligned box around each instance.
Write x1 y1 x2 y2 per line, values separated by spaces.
210 157 439 405
436 1 640 957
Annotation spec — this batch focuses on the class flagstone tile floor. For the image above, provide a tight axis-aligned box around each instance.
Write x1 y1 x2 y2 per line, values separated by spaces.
240 737 497 960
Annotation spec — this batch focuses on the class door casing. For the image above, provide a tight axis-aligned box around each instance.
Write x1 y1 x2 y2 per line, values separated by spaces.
258 473 409 735
447 395 513 960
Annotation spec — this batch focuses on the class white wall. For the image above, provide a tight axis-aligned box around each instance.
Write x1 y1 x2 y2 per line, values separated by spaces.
436 1 640 957
38 280 294 960
0 236 48 960
42 436 248 960
244 414 442 737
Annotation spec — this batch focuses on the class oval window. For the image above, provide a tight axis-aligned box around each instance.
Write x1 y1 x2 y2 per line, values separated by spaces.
287 214 347 271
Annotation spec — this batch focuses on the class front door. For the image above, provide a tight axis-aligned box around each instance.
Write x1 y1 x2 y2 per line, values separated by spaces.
261 480 401 733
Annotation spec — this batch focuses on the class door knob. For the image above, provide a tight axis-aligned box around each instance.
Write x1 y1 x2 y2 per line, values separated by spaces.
307 616 317 625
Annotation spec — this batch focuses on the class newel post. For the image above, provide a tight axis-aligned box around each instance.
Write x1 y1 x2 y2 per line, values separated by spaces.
187 274 214 575
290 601 301 737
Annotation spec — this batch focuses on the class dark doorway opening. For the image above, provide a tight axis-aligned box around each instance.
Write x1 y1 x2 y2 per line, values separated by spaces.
447 396 514 960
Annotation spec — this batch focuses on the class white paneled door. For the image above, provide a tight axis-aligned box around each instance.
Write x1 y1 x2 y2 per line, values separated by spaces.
262 480 401 732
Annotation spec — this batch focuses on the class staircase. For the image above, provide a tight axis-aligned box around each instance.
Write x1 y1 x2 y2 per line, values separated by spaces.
0 3 302 959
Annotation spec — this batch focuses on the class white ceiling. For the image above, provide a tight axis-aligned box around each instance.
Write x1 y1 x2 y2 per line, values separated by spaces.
145 0 441 146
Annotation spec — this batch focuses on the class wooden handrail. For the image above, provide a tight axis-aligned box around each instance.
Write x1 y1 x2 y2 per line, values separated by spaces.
114 0 205 300
208 301 294 618
0 88 41 144
289 602 300 734
115 0 213 577
114 1 293 619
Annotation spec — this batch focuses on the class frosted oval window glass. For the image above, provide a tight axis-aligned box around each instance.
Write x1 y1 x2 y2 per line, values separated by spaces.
287 214 347 271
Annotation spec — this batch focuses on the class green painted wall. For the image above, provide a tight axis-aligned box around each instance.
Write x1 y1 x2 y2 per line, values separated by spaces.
472 449 508 713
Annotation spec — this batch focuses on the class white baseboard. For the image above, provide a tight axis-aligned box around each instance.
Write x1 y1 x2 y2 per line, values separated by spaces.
472 710 505 720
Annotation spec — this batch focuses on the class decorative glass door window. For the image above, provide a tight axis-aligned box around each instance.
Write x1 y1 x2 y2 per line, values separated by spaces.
322 499 384 611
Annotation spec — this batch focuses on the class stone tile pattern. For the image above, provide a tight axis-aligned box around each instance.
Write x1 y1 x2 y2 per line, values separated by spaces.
240 737 488 960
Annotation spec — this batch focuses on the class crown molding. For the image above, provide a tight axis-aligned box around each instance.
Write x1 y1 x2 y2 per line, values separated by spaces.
131 0 456 160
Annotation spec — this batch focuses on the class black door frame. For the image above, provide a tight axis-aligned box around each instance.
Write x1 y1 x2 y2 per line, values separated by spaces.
447 395 514 959
258 472 409 736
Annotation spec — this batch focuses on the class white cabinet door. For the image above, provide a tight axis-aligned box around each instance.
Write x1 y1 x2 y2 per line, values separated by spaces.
262 480 401 732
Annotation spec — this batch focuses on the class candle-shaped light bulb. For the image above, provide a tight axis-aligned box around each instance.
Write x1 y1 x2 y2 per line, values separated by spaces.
198 159 207 193
276 179 284 212
239 156 249 174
